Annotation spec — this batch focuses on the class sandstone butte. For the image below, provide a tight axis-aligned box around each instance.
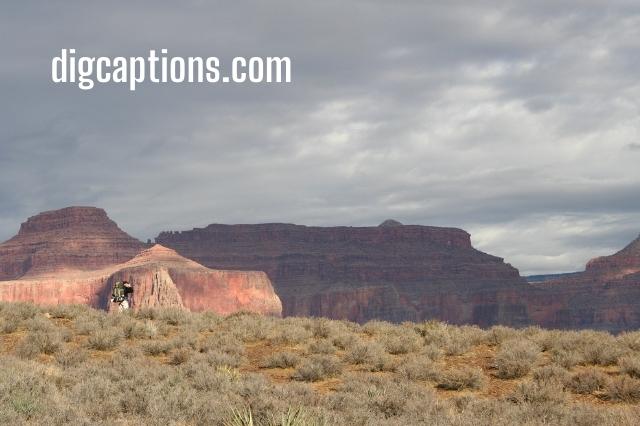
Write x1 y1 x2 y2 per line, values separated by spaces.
0 208 281 316
156 222 640 332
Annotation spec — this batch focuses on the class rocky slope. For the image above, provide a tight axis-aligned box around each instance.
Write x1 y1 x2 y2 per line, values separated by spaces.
0 244 282 316
0 207 145 280
529 235 640 331
156 221 532 326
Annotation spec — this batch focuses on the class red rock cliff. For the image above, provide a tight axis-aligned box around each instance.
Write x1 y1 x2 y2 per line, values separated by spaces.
529 234 640 332
0 244 282 317
0 207 145 280
156 221 531 326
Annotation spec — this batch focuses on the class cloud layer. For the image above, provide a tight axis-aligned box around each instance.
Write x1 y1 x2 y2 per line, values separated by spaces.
1 1 639 274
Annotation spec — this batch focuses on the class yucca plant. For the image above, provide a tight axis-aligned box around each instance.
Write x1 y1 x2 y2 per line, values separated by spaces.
226 407 254 426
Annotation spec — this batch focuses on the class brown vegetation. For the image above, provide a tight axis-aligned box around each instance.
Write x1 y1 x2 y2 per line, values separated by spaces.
0 302 639 425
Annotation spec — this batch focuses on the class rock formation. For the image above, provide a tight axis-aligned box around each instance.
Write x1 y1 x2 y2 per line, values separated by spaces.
156 221 532 326
0 244 282 317
0 207 282 316
528 235 640 332
0 207 145 280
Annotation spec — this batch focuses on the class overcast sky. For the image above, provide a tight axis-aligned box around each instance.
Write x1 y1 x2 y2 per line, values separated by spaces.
1 1 639 275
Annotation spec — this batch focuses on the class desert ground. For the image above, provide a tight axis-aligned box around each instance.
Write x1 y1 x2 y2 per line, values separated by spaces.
1 302 639 425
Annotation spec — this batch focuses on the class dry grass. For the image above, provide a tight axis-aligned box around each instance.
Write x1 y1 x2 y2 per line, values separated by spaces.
0 301 639 425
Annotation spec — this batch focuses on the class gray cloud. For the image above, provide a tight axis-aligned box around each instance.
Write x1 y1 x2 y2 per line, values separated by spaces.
1 0 639 275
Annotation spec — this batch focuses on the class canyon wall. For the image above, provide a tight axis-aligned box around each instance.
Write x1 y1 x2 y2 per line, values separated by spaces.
528 235 640 332
156 221 532 326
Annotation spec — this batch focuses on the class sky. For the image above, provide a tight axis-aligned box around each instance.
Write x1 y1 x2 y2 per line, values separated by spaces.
1 1 639 275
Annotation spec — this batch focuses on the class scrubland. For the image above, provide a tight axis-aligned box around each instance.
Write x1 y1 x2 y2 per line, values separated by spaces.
1 302 640 425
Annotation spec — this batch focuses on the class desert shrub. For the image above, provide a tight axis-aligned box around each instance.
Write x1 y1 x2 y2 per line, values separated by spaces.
269 321 313 345
379 329 421 355
529 329 563 352
46 304 90 320
308 339 336 355
22 316 56 333
487 325 521 346
532 365 571 385
619 354 640 378
292 355 342 382
362 320 395 336
73 313 106 335
141 339 174 356
169 348 192 366
551 348 585 369
135 307 158 320
170 331 199 351
262 352 300 369
222 312 275 342
416 321 478 355
55 347 88 368
0 318 18 334
199 333 246 358
157 307 191 326
119 317 158 340
0 356 57 421
421 343 444 361
344 341 384 365
310 318 350 340
395 355 439 381
436 367 486 390
581 338 623 367
508 381 567 405
566 368 609 394
605 375 640 402
86 327 122 351
494 339 541 379
0 302 40 322
618 331 640 351
197 333 246 368
331 331 359 350
550 330 624 367
15 330 62 358
190 311 221 333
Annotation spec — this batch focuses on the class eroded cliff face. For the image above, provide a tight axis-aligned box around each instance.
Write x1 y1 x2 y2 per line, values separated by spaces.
0 207 145 280
529 235 640 332
0 245 282 317
156 221 531 326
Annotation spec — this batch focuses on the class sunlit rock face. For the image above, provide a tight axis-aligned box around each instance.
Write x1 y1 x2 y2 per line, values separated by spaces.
0 208 282 317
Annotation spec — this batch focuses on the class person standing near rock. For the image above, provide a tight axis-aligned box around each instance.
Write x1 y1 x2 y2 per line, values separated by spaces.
112 280 134 312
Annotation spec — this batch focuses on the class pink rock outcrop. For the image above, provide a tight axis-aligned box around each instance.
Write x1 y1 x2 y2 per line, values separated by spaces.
0 244 282 317
0 207 281 316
